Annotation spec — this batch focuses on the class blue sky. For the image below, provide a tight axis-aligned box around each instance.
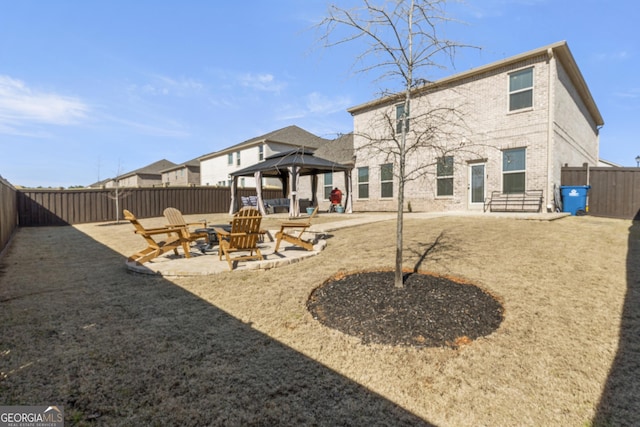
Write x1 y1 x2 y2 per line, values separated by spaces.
1 0 638 188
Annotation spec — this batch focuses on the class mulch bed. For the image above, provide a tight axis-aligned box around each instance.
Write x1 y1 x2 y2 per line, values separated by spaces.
307 271 504 348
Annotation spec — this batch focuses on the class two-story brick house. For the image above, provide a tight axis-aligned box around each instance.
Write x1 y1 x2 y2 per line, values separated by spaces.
160 158 200 186
199 125 328 189
347 41 604 212
105 159 177 188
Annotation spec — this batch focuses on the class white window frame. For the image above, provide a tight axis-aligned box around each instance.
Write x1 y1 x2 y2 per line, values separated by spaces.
436 156 454 197
395 103 409 134
357 167 369 199
508 67 533 111
502 148 526 193
324 172 333 200
380 163 393 198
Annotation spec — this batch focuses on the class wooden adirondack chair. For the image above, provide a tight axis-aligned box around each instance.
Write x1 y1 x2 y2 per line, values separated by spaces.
123 209 191 265
213 208 264 271
163 207 209 245
274 206 319 252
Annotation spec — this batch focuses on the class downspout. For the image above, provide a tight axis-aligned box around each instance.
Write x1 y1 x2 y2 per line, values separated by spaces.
585 162 590 213
546 47 555 212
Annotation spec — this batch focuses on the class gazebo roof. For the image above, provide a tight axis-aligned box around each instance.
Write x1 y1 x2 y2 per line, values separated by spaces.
230 148 352 178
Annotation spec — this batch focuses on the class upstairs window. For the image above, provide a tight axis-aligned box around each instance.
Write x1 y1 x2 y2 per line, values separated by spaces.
396 103 409 133
436 156 454 196
503 148 526 193
509 68 533 111
380 163 393 198
236 151 241 166
258 144 264 161
227 153 233 165
358 167 369 199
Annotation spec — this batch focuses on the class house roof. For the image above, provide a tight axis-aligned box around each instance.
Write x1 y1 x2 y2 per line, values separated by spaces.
117 159 177 180
598 158 622 167
230 147 352 178
199 125 329 161
314 133 354 166
160 158 200 173
347 41 604 127
87 177 113 188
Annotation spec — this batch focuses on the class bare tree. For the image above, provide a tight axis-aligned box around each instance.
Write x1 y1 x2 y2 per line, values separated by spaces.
103 160 132 224
318 0 476 288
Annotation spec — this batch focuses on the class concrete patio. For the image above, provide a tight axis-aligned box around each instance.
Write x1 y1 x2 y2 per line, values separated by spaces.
125 231 329 276
124 211 569 276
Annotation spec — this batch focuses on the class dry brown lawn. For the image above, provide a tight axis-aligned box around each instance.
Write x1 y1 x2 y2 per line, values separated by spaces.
0 212 638 426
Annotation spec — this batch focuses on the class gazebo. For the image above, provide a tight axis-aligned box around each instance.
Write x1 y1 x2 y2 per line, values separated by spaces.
229 148 353 217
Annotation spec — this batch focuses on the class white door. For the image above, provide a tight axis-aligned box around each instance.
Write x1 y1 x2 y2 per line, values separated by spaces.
469 164 485 207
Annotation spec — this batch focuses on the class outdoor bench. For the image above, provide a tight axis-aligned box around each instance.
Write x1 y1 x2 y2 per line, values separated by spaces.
241 195 262 208
242 196 312 214
241 196 290 213
264 198 290 213
484 190 544 213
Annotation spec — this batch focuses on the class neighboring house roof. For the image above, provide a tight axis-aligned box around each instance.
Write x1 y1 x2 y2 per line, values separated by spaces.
88 178 113 188
598 158 622 167
230 148 352 178
314 133 354 166
199 125 329 161
347 40 604 128
0 175 16 189
160 158 200 173
117 159 177 180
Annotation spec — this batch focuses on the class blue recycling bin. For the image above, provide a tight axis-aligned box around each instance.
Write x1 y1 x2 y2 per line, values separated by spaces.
560 185 590 215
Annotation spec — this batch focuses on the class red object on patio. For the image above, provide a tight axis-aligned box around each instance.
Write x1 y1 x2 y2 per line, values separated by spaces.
330 187 342 205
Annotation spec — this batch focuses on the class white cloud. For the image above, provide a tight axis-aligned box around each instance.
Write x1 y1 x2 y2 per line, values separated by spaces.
277 92 352 121
613 88 640 99
305 91 351 114
460 0 548 19
0 75 89 132
238 73 287 92
593 50 631 62
128 75 205 97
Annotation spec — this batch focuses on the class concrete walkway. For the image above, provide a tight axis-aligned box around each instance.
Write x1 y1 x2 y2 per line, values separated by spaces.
125 211 569 277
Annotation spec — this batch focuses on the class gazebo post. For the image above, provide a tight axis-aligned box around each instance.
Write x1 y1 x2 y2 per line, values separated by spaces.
311 174 318 208
229 177 238 215
254 171 267 216
344 170 353 213
288 165 300 217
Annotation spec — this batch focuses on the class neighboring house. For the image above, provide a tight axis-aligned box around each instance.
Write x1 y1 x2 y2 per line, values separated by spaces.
87 178 112 189
105 159 177 188
311 133 355 203
347 41 604 212
199 125 328 189
160 158 201 186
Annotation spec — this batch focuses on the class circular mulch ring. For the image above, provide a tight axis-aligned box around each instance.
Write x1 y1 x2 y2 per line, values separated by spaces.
307 271 504 348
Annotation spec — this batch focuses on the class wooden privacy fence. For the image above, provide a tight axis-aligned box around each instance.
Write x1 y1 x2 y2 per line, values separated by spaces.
561 165 640 220
16 186 284 227
0 177 18 252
